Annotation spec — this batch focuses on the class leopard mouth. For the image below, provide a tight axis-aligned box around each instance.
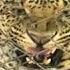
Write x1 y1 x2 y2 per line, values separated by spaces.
35 48 56 64
27 47 56 64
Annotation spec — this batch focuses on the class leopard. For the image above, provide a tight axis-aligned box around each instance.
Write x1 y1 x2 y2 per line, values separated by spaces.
0 0 70 70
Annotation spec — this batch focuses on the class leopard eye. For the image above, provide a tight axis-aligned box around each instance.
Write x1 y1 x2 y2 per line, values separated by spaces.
31 24 35 28
31 24 37 29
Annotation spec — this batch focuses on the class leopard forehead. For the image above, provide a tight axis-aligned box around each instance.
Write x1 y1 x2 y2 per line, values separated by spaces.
23 0 54 18
23 0 69 19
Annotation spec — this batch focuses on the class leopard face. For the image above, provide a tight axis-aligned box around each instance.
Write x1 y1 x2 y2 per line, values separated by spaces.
1 0 70 69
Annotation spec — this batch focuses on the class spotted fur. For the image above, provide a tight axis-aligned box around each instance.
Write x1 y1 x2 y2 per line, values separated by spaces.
0 0 70 70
